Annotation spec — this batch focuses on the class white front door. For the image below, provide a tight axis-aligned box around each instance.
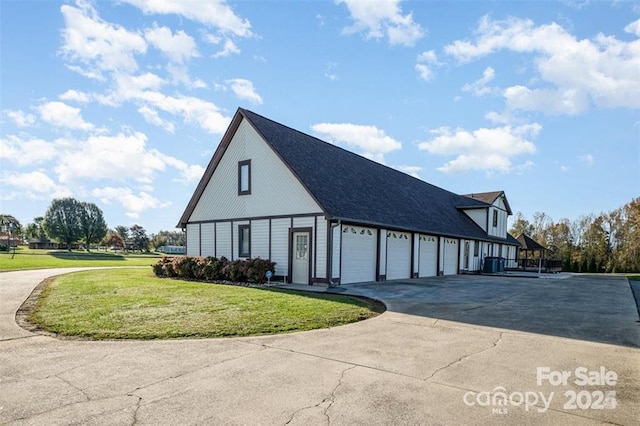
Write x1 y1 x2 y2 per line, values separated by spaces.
292 231 310 284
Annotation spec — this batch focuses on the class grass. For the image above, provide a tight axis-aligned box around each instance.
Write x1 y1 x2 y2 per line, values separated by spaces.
28 269 383 339
628 275 640 281
0 249 160 271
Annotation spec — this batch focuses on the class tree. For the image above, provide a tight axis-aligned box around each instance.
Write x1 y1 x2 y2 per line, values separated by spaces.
0 214 22 253
129 224 149 252
101 231 125 250
79 202 108 251
115 226 129 243
25 216 47 240
150 230 185 250
509 212 534 237
43 198 83 250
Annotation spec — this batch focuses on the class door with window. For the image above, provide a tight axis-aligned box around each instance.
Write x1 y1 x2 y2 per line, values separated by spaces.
291 231 310 284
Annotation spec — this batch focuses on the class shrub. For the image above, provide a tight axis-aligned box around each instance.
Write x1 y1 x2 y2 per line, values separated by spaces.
152 256 276 284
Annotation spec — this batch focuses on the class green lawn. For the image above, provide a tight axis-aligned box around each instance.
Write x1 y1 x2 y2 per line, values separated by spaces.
28 269 382 339
0 249 160 271
628 275 640 282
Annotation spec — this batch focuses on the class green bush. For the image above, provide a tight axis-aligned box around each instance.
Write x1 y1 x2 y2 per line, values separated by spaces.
153 256 275 284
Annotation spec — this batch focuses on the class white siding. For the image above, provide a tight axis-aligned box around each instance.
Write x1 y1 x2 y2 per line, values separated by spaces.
464 209 487 232
488 207 508 238
186 223 200 256
386 231 411 280
271 218 290 278
341 225 377 284
293 217 314 228
189 120 322 222
379 229 387 277
200 223 215 256
315 217 327 279
251 220 269 259
331 224 341 280
216 222 232 259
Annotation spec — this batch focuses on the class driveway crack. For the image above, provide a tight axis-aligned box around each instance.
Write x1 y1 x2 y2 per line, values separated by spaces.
424 331 504 382
284 365 356 425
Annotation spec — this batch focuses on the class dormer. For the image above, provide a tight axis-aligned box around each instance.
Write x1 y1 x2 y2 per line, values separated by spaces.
461 191 512 239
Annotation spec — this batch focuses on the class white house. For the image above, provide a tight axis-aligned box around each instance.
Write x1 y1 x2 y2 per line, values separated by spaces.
177 108 520 285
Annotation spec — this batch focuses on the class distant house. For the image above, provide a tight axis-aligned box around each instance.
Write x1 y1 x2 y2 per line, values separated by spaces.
159 245 185 255
178 108 520 285
1 232 22 248
27 238 82 250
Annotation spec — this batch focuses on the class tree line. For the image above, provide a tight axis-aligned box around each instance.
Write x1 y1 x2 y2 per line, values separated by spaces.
509 198 639 273
1 197 184 252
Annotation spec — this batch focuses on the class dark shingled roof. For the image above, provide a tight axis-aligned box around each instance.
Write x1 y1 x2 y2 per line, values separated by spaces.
516 233 546 250
237 109 512 243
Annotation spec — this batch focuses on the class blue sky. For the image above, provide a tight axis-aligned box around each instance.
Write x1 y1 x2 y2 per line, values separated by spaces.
1 0 639 234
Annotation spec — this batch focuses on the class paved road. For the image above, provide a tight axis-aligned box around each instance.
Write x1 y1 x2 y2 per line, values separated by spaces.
1 269 639 425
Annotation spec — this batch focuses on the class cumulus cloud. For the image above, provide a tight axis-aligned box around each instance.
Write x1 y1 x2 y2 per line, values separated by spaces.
60 1 147 79
122 0 252 37
579 153 595 166
145 24 199 63
37 101 94 130
415 50 441 81
0 135 58 166
59 89 90 103
213 39 241 58
311 122 402 163
462 67 496 96
444 15 640 114
92 186 171 219
226 79 263 105
418 123 540 174
0 171 71 200
3 110 36 127
138 105 175 133
337 0 424 46
394 165 422 178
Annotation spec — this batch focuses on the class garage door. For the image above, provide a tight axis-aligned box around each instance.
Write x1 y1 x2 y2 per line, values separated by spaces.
418 235 438 277
341 225 377 284
443 238 459 275
386 231 411 280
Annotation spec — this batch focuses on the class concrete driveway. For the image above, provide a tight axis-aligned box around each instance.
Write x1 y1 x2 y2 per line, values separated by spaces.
1 269 639 425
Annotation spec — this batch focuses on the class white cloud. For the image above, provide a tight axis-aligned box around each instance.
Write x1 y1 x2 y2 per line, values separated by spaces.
445 15 640 113
624 18 640 37
394 165 422 178
226 79 263 105
579 153 595 166
3 110 36 127
166 63 208 89
0 171 71 200
91 186 170 219
418 123 540 174
122 0 252 37
144 24 199 63
138 105 175 133
60 1 147 79
59 89 90 103
213 39 241 58
462 67 496 96
311 122 402 163
37 101 94 130
325 62 339 81
415 50 441 81
0 135 58 166
337 0 424 46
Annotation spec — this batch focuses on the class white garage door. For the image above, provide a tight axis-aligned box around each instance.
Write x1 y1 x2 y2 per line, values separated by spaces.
386 231 411 280
341 226 377 284
418 235 438 277
443 238 459 275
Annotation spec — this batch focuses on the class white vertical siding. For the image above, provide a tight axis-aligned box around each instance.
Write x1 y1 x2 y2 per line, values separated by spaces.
293 217 314 228
186 223 200 256
488 207 508 239
315 217 327 279
251 220 269 259
200 223 215 256
189 119 322 222
464 209 487 232
271 218 290 278
413 234 419 276
331 224 341 280
216 222 232 259
379 229 387 277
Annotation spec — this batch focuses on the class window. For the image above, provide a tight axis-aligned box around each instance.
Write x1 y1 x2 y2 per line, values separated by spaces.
492 210 498 227
238 160 251 195
238 225 250 258
474 242 480 256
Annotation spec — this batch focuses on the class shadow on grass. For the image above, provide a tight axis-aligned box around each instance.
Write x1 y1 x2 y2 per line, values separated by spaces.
256 286 386 314
49 251 127 261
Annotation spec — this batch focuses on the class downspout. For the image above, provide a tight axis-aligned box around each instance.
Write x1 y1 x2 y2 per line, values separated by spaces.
328 220 341 288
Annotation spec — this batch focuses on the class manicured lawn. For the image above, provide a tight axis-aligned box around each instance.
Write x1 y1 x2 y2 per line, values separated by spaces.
29 269 382 339
0 249 160 271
